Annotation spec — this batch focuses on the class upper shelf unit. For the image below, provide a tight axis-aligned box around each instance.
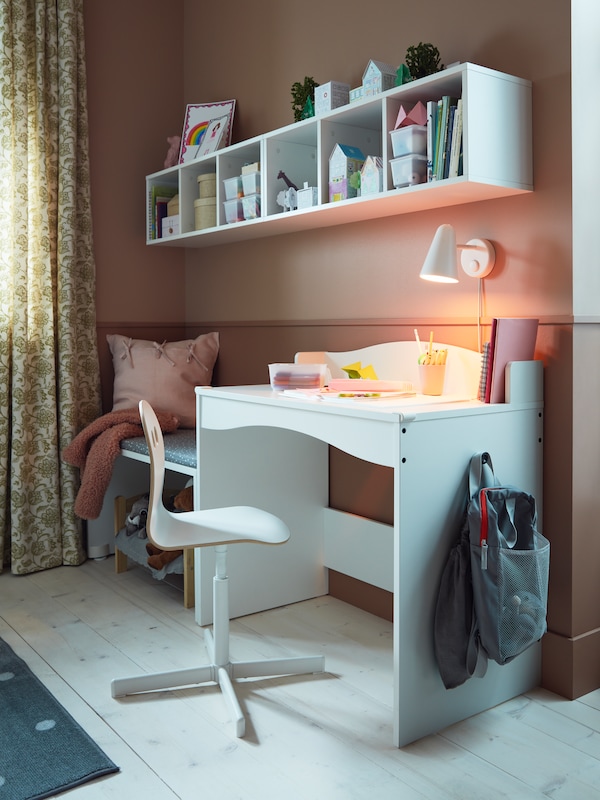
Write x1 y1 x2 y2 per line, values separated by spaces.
146 62 532 249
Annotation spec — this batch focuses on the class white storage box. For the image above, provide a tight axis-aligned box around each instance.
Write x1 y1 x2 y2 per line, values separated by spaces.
223 176 243 200
390 154 428 188
389 125 427 158
161 215 180 237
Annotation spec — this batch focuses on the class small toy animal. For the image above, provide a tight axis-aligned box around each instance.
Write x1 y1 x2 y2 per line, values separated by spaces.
164 135 181 168
125 495 149 539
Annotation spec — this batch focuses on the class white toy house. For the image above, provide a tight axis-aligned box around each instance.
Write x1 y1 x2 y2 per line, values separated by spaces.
360 155 383 196
362 59 397 96
328 143 365 202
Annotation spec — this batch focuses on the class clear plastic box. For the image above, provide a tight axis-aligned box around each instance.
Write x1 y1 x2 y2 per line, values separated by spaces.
223 176 243 200
268 363 326 391
390 154 428 188
241 193 261 220
241 171 261 196
223 198 244 223
389 125 427 158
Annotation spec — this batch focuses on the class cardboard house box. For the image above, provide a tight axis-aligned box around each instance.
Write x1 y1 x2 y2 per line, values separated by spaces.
329 143 365 202
315 81 350 115
362 59 397 96
360 155 383 196
349 87 364 104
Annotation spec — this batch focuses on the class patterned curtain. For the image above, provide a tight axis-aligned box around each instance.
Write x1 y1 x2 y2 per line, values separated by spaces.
0 0 101 573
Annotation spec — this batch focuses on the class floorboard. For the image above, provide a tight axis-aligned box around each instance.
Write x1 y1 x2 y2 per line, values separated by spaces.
1 559 599 800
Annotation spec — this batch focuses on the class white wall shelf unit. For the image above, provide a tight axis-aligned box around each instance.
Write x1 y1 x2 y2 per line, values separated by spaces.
146 62 532 249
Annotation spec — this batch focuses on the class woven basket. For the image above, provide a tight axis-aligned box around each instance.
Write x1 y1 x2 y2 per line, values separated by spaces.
194 197 216 230
197 173 216 199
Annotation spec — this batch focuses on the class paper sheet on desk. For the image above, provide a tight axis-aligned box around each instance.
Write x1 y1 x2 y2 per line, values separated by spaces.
280 389 474 405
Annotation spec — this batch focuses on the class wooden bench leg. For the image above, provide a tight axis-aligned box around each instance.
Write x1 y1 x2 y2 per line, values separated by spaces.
114 495 129 573
183 548 195 608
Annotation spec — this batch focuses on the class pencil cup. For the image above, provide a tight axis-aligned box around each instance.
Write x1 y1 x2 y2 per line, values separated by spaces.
418 364 446 396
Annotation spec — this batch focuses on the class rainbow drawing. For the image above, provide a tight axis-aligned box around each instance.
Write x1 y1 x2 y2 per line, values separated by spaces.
186 121 209 146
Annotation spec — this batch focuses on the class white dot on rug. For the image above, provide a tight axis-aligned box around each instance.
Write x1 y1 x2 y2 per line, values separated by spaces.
0 776 5 787
35 719 56 731
0 671 14 681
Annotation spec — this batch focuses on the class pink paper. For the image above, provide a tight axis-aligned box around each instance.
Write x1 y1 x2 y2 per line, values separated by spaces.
394 101 427 129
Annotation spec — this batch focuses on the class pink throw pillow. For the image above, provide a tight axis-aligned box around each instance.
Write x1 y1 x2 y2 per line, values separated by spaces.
107 332 219 428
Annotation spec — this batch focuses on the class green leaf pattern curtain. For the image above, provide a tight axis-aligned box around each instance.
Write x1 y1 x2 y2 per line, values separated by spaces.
0 0 100 573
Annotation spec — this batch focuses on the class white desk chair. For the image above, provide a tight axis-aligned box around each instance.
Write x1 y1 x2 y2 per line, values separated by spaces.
111 399 325 737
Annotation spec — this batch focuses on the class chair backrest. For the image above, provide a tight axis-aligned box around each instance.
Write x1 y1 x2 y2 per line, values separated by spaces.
138 399 173 551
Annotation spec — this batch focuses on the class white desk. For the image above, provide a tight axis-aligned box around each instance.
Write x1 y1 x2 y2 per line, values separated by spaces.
193 359 544 747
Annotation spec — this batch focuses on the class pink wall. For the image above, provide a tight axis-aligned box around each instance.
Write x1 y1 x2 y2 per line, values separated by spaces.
181 0 571 326
84 0 186 323
85 0 600 699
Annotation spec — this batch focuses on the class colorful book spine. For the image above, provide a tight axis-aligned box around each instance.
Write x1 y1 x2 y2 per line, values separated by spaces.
448 98 463 178
426 100 438 182
147 185 177 240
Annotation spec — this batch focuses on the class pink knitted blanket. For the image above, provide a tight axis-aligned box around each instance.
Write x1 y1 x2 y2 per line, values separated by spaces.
62 408 179 520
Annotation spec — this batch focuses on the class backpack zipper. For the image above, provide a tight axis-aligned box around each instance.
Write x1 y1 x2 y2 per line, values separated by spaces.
480 488 488 569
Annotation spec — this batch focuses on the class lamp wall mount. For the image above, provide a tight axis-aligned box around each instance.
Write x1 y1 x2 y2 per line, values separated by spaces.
459 238 495 279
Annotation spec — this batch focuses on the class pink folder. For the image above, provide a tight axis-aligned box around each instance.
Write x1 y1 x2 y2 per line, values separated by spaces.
486 318 539 403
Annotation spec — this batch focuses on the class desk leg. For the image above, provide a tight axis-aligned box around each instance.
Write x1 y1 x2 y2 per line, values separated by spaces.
393 408 543 747
194 426 329 626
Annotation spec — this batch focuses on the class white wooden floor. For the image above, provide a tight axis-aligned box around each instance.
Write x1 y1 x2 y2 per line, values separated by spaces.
1 558 599 800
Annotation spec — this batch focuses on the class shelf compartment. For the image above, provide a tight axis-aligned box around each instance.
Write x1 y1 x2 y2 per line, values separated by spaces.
264 129 318 217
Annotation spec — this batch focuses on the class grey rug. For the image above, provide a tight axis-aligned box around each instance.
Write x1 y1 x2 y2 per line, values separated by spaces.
0 636 119 799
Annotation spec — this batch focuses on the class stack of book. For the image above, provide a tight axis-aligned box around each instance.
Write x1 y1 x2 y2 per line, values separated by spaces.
147 185 177 240
427 95 463 182
479 318 539 403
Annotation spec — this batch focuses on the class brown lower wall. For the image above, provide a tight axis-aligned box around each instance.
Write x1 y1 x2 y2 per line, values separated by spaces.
542 629 600 700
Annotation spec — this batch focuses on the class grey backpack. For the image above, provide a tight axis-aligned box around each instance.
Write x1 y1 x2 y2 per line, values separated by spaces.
435 452 549 688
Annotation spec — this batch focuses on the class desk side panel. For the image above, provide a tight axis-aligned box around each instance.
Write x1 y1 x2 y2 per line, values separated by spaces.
394 404 544 746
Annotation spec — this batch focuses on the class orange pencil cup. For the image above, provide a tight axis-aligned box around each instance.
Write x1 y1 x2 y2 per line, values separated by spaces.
418 364 446 396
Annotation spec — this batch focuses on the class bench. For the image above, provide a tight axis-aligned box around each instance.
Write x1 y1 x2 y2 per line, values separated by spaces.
113 429 198 608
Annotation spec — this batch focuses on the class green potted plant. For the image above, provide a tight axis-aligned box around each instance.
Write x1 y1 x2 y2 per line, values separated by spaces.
291 76 320 122
404 43 443 80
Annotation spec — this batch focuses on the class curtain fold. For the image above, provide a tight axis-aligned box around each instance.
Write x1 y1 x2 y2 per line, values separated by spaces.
0 0 101 573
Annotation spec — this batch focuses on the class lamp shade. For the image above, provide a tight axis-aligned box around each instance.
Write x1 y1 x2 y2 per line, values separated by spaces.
419 224 459 283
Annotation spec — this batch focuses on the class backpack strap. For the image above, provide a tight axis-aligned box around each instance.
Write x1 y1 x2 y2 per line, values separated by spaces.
469 451 497 498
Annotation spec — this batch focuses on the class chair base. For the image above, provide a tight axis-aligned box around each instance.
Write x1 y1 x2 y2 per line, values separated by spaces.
111 629 325 737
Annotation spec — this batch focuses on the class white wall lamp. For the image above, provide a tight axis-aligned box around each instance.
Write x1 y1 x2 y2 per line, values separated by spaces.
419 223 496 283
419 224 496 351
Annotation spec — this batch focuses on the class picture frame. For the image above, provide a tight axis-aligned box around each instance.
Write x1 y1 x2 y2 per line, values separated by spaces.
178 100 236 164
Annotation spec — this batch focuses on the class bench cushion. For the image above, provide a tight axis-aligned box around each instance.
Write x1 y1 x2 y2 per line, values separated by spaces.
121 429 197 469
